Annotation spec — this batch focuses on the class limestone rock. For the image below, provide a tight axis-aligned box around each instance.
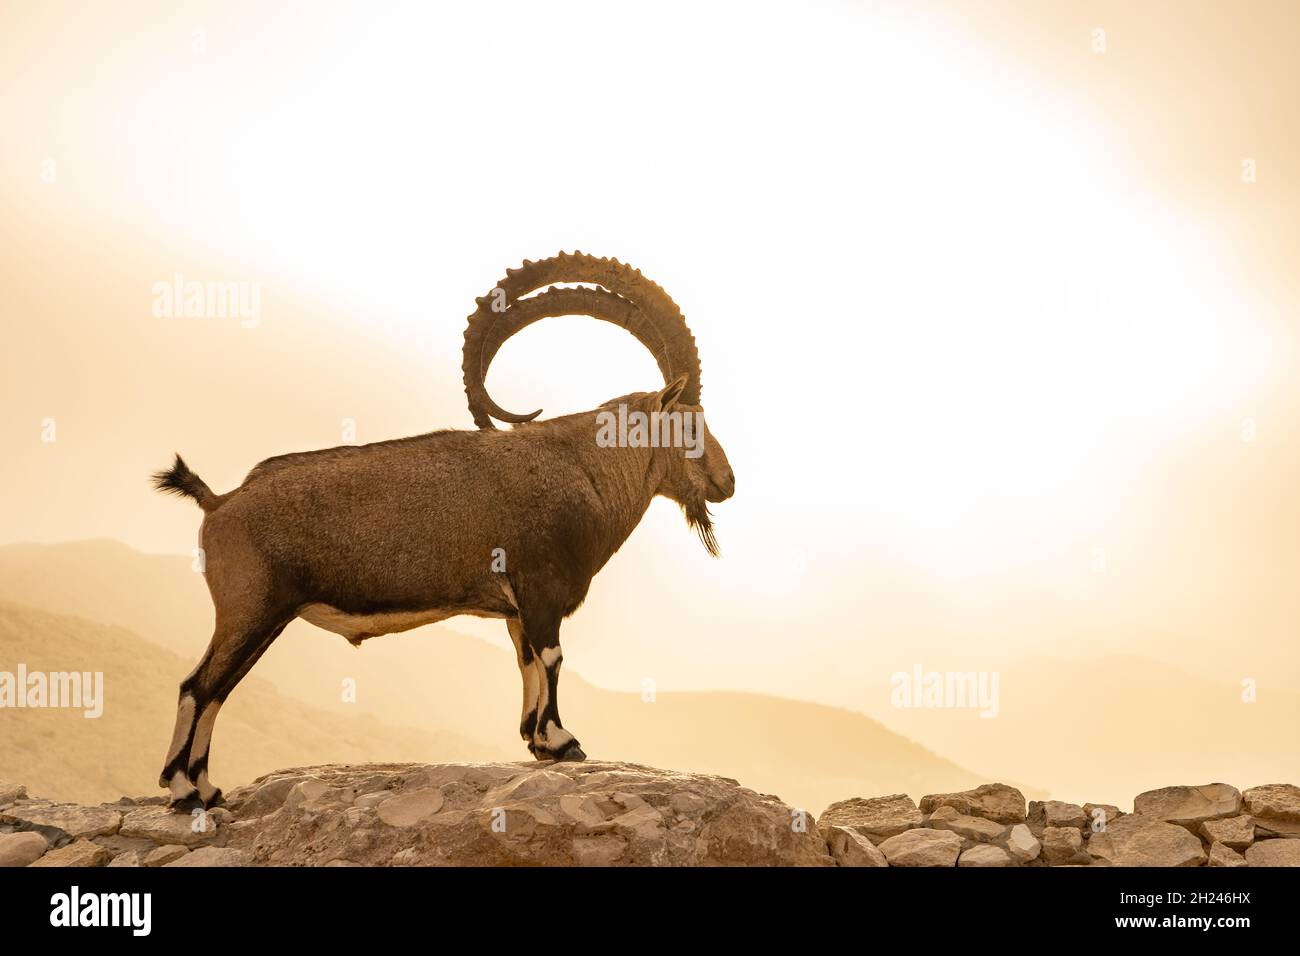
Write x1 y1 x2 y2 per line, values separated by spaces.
1083 804 1124 833
120 806 220 847
1000 823 1041 863
0 831 49 867
1242 784 1300 838
0 803 121 840
106 851 142 867
1132 784 1241 830
1242 783 1300 821
223 761 832 866
0 782 26 806
1041 826 1088 866
817 794 921 843
1208 843 1247 867
375 788 445 827
1199 815 1254 851
919 784 1026 825
925 805 1008 844
228 774 306 818
28 838 110 867
877 828 962 867
1244 840 1300 867
144 845 190 867
1087 814 1207 867
1028 800 1087 832
826 825 889 867
164 846 253 867
959 844 1012 867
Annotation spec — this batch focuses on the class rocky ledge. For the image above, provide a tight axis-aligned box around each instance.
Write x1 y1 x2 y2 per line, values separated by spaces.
1 769 1297 867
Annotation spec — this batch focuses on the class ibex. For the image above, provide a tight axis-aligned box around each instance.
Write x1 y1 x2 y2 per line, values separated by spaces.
152 253 735 809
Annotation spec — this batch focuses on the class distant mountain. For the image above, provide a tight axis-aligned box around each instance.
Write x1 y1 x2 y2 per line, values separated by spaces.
0 540 1020 812
0 601 509 805
857 653 1300 806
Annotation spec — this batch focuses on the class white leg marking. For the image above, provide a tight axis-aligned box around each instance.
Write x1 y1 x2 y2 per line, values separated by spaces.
195 770 219 803
168 770 197 802
188 701 222 768
189 700 222 801
532 654 550 729
507 620 540 732
539 720 574 750
522 665 540 727
164 694 196 766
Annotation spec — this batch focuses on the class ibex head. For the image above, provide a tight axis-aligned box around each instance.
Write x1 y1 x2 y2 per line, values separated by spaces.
461 252 734 555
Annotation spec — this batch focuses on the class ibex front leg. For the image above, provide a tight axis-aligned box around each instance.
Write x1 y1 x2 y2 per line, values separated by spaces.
520 609 585 761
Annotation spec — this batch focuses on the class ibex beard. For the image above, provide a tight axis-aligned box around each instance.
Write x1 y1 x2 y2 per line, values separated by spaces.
152 252 735 810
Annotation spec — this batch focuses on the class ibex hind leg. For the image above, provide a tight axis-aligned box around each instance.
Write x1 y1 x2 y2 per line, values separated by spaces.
506 618 541 757
159 615 290 811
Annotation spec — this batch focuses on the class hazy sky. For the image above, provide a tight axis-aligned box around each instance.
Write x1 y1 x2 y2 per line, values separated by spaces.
2 1 1298 740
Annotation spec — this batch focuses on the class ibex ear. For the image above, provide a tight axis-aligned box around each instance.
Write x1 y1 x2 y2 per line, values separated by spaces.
655 375 689 411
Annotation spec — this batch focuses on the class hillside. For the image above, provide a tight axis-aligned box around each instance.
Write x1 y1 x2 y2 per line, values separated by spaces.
0 541 1017 811
0 602 509 804
862 653 1300 806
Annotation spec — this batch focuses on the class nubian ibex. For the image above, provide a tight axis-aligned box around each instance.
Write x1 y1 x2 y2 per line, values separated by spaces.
152 253 735 808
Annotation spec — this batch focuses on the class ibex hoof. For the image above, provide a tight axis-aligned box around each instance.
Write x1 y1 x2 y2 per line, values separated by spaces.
168 795 203 814
552 740 587 762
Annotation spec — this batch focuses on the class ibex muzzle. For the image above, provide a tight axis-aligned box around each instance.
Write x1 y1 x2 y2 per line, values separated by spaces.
152 253 733 809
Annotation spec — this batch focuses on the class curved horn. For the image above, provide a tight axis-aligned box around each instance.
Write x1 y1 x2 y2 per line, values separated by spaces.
462 252 701 429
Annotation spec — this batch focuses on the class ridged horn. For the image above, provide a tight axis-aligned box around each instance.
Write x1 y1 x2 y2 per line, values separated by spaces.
462 252 701 429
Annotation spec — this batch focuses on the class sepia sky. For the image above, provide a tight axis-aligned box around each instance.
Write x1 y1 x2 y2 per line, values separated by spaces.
2 1 1297 793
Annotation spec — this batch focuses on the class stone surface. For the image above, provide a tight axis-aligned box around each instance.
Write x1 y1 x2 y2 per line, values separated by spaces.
877 828 962 867
1242 783 1300 821
375 788 445 827
1001 823 1041 863
220 762 832 866
0 803 121 840
1087 815 1207 867
1244 840 1300 867
6 770 1297 868
817 794 921 843
919 784 1026 825
1132 784 1242 830
959 844 1012 867
926 805 1008 844
1208 843 1247 868
0 831 49 867
1199 815 1254 851
120 806 220 847
826 825 888 867
1029 800 1087 832
1041 826 1088 865
1083 804 1124 832
1242 784 1300 838
144 845 190 867
28 838 110 867
163 846 253 867
0 782 26 806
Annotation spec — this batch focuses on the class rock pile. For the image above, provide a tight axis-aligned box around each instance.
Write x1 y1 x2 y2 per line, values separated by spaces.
2 768 1297 867
821 781 1300 867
